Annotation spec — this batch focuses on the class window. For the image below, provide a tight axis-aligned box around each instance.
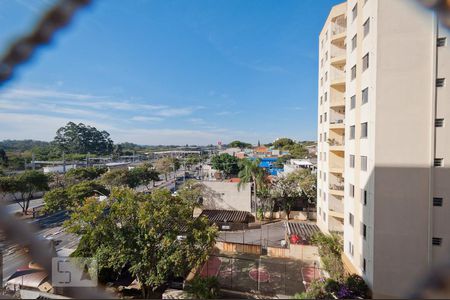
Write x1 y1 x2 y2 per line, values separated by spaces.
361 156 368 171
352 4 358 21
437 37 447 47
320 115 322 124
361 122 368 138
325 51 328 61
321 39 324 49
433 197 443 206
361 223 367 239
350 125 355 139
437 78 445 87
320 77 323 86
325 71 328 81
324 112 327 122
348 242 354 256
324 92 328 102
363 18 370 37
323 212 327 222
362 189 367 205
436 118 445 127
324 132 327 141
434 158 443 167
324 152 327 162
351 65 356 80
324 192 327 202
319 133 322 142
350 95 356 109
320 96 323 105
319 207 322 216
325 31 328 41
321 58 324 67
432 237 442 246
362 88 369 104
349 184 355 197
362 258 366 273
349 212 354 226
349 155 355 168
351 34 357 51
362 53 369 71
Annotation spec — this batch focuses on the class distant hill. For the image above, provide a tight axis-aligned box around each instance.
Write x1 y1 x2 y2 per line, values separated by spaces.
0 140 50 152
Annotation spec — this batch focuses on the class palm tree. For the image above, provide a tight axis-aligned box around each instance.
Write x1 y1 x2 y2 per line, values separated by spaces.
237 159 268 214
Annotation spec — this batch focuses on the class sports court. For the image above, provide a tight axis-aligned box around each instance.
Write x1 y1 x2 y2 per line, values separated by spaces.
200 253 320 296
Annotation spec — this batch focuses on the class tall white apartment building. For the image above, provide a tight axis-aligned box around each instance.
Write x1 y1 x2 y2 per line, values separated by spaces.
316 0 450 297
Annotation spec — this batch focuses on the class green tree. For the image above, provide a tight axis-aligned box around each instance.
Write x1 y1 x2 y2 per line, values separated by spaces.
54 122 114 155
0 149 8 167
177 179 206 207
272 138 295 149
65 188 217 298
101 169 141 190
227 140 252 149
154 157 179 180
66 180 109 207
43 188 69 213
130 163 160 189
237 159 268 212
271 175 300 220
185 276 220 299
15 171 49 214
310 232 344 280
65 166 108 185
184 155 201 170
210 154 240 178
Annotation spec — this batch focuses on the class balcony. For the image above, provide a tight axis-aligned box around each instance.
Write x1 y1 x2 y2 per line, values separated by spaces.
328 139 345 152
330 46 346 66
329 119 345 129
331 15 346 43
329 183 345 196
330 69 345 87
329 166 344 174
328 198 344 219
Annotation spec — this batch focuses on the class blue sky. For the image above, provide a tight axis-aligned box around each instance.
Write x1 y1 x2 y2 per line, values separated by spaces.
0 0 342 145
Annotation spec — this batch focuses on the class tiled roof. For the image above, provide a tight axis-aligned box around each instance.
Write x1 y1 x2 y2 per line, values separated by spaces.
200 209 251 223
287 222 320 241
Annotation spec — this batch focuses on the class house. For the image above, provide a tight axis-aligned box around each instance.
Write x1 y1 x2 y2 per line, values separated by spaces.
282 159 317 175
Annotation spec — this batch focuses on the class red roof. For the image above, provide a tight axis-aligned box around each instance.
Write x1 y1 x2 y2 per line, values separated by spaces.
228 178 241 183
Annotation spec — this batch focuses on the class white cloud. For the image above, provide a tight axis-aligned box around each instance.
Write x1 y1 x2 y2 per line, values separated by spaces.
155 107 196 117
131 116 164 122
188 118 206 124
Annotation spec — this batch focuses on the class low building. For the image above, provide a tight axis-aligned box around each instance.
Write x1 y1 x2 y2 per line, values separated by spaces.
105 162 129 171
199 209 255 230
282 159 317 175
43 164 77 174
201 180 252 212
219 147 242 156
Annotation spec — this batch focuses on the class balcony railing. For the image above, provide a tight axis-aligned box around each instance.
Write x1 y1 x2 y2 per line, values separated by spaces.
330 119 344 125
327 138 345 146
329 184 344 191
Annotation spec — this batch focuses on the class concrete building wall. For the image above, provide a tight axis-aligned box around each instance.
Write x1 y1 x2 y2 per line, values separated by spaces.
318 0 450 297
202 181 252 212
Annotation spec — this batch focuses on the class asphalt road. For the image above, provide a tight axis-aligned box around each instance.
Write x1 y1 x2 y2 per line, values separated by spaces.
4 198 44 214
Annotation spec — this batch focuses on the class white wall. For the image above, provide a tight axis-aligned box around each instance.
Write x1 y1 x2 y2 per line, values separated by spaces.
202 181 252 212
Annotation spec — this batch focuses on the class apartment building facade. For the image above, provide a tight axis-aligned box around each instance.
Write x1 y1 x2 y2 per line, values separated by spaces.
316 0 450 297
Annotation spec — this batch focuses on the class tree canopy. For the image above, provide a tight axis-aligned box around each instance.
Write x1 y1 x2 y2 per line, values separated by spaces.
154 157 180 180
64 188 217 298
54 122 114 155
0 170 49 213
272 138 295 149
210 154 240 178
65 166 108 185
227 140 252 149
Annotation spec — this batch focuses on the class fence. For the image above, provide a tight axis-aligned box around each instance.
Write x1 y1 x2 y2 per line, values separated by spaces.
201 254 320 296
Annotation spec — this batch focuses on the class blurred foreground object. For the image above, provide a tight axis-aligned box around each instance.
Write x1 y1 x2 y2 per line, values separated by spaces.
419 0 450 28
0 0 92 86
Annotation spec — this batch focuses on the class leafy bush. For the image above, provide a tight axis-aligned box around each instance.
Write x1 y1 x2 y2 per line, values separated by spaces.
345 274 369 298
310 232 344 280
295 275 370 299
185 276 220 299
